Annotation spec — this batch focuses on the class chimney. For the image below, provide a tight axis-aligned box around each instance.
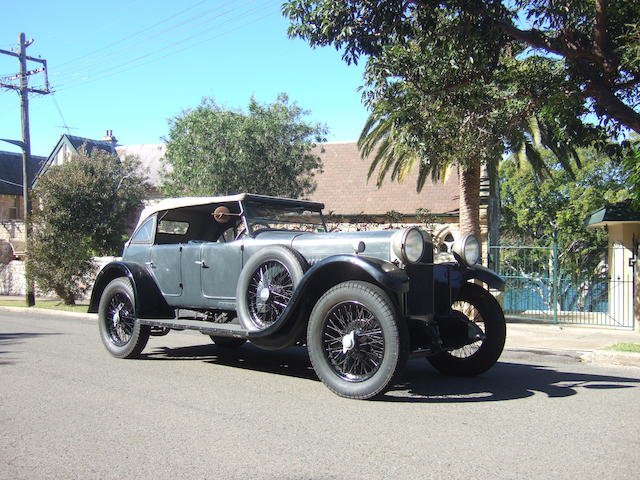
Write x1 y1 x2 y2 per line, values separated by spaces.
101 129 118 145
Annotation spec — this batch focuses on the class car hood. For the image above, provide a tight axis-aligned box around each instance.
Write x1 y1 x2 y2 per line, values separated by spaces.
289 230 398 265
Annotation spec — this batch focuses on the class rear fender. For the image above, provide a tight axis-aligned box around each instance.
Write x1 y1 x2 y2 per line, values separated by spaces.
88 261 174 318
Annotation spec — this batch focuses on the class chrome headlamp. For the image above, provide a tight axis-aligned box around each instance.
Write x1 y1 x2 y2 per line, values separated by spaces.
392 227 426 264
452 234 481 267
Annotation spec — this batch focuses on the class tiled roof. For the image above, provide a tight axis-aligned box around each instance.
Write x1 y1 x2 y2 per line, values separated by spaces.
308 142 460 216
65 135 116 156
120 141 460 216
116 143 167 187
0 151 46 195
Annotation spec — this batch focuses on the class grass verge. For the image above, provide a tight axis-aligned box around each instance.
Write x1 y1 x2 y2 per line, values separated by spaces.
604 343 640 353
0 300 89 313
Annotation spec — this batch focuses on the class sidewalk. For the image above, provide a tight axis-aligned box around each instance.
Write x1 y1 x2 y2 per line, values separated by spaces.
1 301 639 367
506 321 640 367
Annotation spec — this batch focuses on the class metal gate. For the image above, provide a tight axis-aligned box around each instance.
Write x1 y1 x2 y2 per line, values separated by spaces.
488 244 635 329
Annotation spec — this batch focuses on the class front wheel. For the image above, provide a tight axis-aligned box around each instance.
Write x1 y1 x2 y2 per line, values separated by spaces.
428 283 506 376
307 281 408 400
98 278 150 359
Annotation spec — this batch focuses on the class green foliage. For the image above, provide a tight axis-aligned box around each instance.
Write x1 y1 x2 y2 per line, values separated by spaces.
622 144 640 210
161 94 327 198
500 148 630 280
286 1 627 240
285 0 640 134
28 150 150 304
604 343 640 353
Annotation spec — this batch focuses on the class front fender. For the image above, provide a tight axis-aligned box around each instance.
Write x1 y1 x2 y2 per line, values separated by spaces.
434 263 505 313
88 261 174 318
303 255 409 295
464 264 506 291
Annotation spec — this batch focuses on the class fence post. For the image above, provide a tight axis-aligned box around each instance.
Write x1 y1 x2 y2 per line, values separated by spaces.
552 229 559 324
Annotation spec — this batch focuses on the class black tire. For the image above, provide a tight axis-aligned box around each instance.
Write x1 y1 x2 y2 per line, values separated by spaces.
98 277 150 359
428 283 506 376
209 336 247 348
236 246 307 331
307 281 408 400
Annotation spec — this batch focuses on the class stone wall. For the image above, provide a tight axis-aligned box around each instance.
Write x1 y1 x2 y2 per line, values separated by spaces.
0 257 118 298
0 260 25 295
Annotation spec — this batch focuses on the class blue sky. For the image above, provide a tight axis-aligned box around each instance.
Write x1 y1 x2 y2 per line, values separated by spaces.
0 0 369 157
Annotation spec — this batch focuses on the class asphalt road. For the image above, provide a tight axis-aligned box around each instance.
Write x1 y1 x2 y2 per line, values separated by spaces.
1 310 639 480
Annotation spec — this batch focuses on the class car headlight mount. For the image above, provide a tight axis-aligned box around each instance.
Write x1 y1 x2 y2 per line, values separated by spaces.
452 234 481 267
392 227 426 264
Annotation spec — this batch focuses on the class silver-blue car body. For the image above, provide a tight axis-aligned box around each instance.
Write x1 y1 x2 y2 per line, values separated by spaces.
90 193 506 399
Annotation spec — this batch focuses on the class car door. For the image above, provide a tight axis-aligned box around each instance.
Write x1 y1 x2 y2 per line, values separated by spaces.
149 244 183 297
199 240 243 310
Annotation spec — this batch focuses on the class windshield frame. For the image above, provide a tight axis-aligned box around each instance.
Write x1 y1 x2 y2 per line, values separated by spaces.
241 199 327 236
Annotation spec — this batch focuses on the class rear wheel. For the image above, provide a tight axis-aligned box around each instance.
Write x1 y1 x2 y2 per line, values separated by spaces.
307 281 408 400
98 278 150 358
428 283 506 376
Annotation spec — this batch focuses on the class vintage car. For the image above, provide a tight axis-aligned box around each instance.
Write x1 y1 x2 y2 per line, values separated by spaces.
89 193 506 399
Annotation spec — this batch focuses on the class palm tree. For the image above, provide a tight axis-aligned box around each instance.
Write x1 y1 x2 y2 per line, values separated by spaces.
358 112 485 240
359 112 588 249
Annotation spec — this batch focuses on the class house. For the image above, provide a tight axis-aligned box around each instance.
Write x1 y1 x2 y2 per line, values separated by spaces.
36 131 119 176
307 141 481 252
115 142 166 198
36 132 481 251
120 140 481 251
3 130 483 296
0 150 45 257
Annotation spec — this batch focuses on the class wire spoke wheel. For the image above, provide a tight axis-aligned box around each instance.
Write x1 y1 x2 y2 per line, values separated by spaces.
427 283 506 377
322 301 385 382
449 299 484 358
247 260 294 329
98 278 150 359
106 292 136 347
307 281 408 400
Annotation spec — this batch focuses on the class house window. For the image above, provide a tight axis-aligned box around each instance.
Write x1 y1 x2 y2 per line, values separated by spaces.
8 197 19 220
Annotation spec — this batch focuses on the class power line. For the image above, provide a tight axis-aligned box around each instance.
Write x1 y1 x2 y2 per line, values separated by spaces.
50 93 75 134
55 0 210 69
53 0 272 86
53 2 278 92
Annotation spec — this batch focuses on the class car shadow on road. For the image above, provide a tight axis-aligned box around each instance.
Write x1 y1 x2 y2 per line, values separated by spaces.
0 332 63 365
384 357 640 403
143 343 640 403
144 343 318 381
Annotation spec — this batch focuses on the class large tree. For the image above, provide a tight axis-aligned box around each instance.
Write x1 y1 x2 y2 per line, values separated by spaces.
161 94 326 198
285 1 626 241
289 2 609 239
285 0 640 134
28 150 149 304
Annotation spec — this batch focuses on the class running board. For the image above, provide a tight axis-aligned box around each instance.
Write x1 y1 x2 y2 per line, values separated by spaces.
140 318 252 338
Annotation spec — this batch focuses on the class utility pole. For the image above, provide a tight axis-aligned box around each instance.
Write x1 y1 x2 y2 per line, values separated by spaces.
0 33 50 306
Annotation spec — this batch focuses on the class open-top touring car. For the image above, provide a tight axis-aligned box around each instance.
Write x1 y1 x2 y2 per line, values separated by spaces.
89 193 506 399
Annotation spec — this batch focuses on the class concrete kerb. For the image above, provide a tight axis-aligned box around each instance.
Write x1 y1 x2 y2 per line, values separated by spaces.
1 305 639 367
580 350 640 368
0 305 97 320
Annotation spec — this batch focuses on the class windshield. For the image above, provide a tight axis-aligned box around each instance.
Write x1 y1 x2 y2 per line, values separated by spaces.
244 201 326 234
